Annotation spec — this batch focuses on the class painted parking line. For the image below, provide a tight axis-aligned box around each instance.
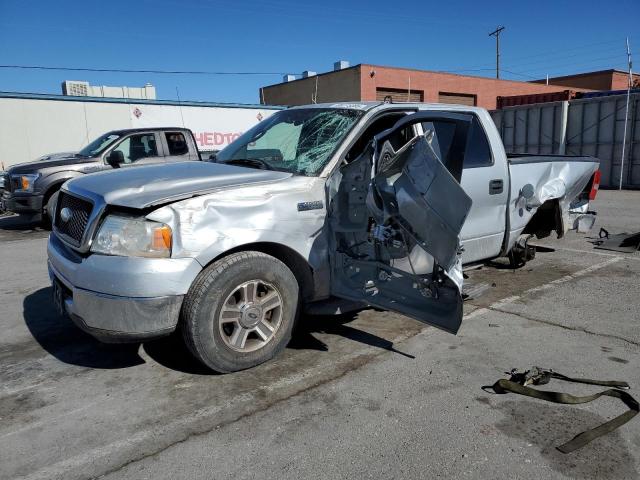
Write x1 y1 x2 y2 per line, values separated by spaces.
463 256 622 320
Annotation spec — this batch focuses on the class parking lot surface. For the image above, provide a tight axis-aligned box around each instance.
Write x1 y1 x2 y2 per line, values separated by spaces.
1 190 639 479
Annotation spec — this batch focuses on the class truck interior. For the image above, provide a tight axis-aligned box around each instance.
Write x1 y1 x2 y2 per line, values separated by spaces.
327 111 474 333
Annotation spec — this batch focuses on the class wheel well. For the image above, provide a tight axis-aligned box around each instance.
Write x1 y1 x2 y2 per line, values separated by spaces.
43 181 66 208
211 242 315 302
522 199 564 239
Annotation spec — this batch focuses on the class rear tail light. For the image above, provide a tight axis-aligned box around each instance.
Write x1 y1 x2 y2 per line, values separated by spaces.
589 170 601 201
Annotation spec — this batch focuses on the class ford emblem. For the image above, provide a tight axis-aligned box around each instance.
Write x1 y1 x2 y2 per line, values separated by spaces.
60 207 72 223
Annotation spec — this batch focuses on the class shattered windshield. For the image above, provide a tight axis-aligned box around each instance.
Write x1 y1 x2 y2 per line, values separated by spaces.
78 133 121 157
216 108 363 175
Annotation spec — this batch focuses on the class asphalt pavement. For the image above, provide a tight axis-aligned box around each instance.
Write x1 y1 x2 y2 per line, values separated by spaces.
0 190 638 480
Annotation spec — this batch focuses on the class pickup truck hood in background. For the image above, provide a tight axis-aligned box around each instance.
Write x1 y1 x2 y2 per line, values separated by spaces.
8 153 91 174
65 161 293 208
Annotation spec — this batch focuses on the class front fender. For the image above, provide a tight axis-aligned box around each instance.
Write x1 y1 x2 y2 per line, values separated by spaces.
146 180 329 271
39 170 85 196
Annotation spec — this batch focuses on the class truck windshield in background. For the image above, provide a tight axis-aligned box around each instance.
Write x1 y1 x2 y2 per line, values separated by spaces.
77 133 121 157
216 108 363 176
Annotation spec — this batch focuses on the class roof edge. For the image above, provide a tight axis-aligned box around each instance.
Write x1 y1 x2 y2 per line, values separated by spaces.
532 69 637 83
0 91 284 110
261 64 362 89
359 63 577 88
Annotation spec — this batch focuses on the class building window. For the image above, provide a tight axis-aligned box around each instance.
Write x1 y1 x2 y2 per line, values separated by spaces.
376 87 424 103
438 92 477 106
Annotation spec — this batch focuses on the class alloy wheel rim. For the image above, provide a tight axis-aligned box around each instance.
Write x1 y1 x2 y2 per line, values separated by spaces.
218 279 283 352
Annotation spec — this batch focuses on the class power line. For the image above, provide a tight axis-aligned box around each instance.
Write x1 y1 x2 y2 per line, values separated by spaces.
440 50 625 78
501 69 538 80
508 53 628 77
0 65 291 76
502 45 625 70
438 38 625 73
502 38 623 63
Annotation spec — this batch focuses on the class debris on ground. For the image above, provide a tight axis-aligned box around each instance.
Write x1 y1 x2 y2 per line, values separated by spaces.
591 228 640 253
483 366 639 453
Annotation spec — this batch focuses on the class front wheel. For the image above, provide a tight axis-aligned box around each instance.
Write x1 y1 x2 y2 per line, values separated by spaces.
181 251 299 373
42 190 59 229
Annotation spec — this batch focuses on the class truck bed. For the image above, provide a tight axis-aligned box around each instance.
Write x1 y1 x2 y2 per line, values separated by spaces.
505 154 599 251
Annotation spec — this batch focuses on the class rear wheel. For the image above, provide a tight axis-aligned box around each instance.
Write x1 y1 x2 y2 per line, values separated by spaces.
181 251 299 373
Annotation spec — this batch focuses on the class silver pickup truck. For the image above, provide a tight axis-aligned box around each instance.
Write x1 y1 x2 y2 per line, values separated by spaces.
47 102 600 372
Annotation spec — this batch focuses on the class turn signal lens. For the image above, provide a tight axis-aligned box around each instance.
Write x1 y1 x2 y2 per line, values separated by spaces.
13 173 40 192
152 225 173 250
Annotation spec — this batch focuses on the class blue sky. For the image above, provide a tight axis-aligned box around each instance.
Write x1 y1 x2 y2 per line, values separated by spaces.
0 0 638 104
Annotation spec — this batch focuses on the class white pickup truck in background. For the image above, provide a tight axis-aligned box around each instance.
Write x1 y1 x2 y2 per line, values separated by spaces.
47 102 600 372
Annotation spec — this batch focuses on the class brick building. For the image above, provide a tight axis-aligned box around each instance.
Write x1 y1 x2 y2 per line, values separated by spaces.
532 69 640 91
260 62 589 109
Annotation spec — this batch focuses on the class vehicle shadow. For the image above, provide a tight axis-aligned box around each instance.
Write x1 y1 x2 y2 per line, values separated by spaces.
23 288 413 374
143 334 215 375
0 214 45 231
23 287 145 369
290 311 416 359
143 310 418 376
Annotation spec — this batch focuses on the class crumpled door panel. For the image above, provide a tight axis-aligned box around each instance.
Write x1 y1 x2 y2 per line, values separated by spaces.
328 111 473 334
367 135 472 271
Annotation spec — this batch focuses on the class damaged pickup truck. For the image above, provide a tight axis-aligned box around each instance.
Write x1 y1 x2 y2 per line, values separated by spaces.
47 102 600 372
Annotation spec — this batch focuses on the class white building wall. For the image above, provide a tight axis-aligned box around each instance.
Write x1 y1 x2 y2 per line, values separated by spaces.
0 96 278 168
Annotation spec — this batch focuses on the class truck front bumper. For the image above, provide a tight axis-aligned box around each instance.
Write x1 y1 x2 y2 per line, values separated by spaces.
47 233 202 342
2 191 44 217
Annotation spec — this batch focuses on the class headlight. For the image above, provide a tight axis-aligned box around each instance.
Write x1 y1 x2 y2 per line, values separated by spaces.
91 215 172 258
13 173 40 192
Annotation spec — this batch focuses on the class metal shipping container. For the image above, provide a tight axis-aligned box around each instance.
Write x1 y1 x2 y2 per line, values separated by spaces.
491 92 640 188
491 101 567 155
496 90 575 109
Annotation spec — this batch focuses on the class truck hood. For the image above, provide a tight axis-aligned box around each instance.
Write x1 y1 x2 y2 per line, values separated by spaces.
8 152 92 174
65 161 293 209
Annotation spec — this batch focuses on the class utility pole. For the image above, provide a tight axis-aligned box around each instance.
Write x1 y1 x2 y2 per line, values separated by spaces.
489 26 505 79
620 37 633 190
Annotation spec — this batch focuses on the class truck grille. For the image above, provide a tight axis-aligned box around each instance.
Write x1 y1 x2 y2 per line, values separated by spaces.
2 173 10 193
54 192 93 247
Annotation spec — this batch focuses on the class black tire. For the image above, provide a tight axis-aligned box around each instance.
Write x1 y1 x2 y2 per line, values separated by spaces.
42 190 59 229
181 251 299 373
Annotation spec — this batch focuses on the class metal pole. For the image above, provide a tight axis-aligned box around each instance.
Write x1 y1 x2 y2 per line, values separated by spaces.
489 26 505 79
496 33 500 79
558 100 568 155
175 86 186 128
619 37 632 190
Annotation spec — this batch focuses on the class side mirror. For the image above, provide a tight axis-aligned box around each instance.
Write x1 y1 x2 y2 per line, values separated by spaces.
208 153 217 162
106 150 124 168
